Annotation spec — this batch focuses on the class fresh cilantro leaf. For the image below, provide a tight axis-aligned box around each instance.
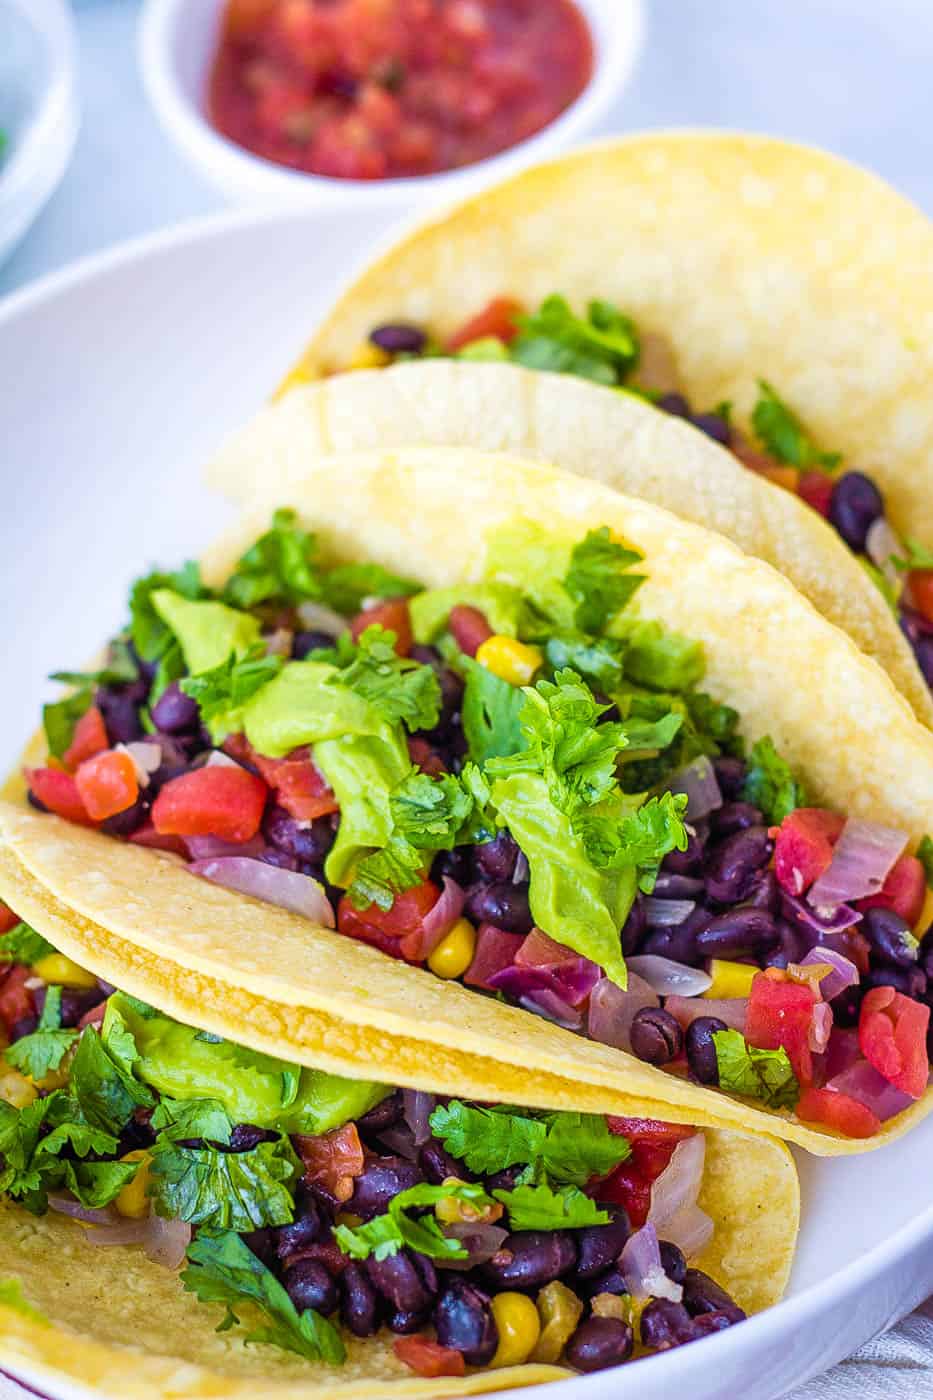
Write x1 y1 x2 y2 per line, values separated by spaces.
459 656 525 765
859 559 900 614
751 380 841 472
917 835 933 890
540 1112 631 1185
69 1025 153 1135
149 1097 233 1145
713 1029 799 1109
543 632 626 690
347 770 474 910
334 1182 493 1262
180 645 284 738
49 639 139 690
5 989 78 1081
130 562 209 663
182 1230 345 1364
321 563 420 616
686 690 743 756
223 509 321 610
42 689 92 760
0 1093 133 1213
428 1102 548 1175
575 792 689 891
742 736 808 825
617 620 706 693
511 296 639 386
150 1136 299 1231
618 711 684 755
564 528 645 634
331 625 441 732
0 922 54 965
494 1182 609 1231
892 538 933 573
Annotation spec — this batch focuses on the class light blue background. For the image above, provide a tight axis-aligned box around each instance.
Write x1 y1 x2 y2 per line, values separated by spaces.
4 0 933 297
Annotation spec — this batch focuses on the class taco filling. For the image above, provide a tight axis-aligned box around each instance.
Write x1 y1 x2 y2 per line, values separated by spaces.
345 296 933 696
0 912 754 1378
17 509 933 1142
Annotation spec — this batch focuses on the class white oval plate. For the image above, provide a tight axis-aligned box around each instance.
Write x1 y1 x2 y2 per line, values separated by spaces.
0 207 932 1400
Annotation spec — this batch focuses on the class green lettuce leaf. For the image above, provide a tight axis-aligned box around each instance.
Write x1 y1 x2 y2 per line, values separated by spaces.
459 656 526 765
409 583 527 644
892 538 933 573
563 527 645 634
129 561 209 663
320 562 420 615
223 508 322 610
713 1029 799 1109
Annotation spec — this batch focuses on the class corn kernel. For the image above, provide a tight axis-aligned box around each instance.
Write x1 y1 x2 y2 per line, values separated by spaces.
591 1292 627 1321
0 1064 37 1109
32 953 97 988
915 887 933 938
530 1281 583 1364
347 340 391 371
434 1178 502 1226
114 1150 152 1220
475 635 543 687
427 918 476 980
489 1292 541 1368
703 959 758 999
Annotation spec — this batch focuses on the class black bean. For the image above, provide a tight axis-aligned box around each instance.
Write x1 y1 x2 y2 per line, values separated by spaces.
829 471 884 552
366 1249 435 1313
712 756 746 800
263 805 335 863
640 1298 701 1350
473 831 520 883
100 797 150 837
695 907 778 960
483 1231 577 1289
347 1156 423 1220
920 925 933 980
357 1090 402 1138
431 847 474 888
651 872 705 900
829 982 865 1028
621 895 647 956
630 1007 684 1066
243 1228 278 1267
292 629 338 660
388 1308 430 1334
690 411 732 446
225 1123 276 1152
485 1164 524 1194
863 907 918 970
659 1240 687 1285
409 645 443 667
57 986 106 1028
341 1262 381 1336
865 964 927 1000
150 681 199 734
95 686 144 744
465 881 533 935
412 1253 438 1295
565 1316 633 1371
420 1140 471 1184
913 634 933 689
710 801 762 837
662 822 708 875
574 1206 630 1279
685 1016 727 1085
744 870 780 914
657 392 691 418
424 667 464 741
275 1192 327 1259
286 1258 338 1316
434 1279 498 1366
682 1269 746 1324
578 1265 627 1300
763 919 809 970
704 826 773 904
694 1311 737 1336
369 323 427 355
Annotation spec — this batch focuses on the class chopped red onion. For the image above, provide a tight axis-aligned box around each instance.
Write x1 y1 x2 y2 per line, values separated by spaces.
84 1219 155 1247
184 834 267 860
821 1028 861 1082
827 1061 914 1121
621 1223 683 1303
628 955 712 999
48 1196 117 1226
144 1215 192 1269
587 974 659 1051
518 988 583 1030
119 741 162 787
438 1222 509 1270
866 517 903 585
401 1090 436 1146
782 892 863 936
297 600 349 636
205 750 242 769
488 958 600 1010
808 819 907 909
412 878 465 958
668 756 723 821
661 1204 715 1262
642 897 697 928
808 1001 833 1054
800 947 859 1002
512 851 530 884
648 1133 705 1231
665 995 748 1033
188 857 335 927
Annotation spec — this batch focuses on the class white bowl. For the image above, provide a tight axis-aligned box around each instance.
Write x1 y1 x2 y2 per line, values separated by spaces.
138 0 643 210
0 0 78 270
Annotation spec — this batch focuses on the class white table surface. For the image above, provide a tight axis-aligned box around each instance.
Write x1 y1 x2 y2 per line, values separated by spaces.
5 0 933 299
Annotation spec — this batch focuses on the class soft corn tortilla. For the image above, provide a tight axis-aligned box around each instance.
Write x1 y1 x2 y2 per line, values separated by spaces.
206 360 933 724
287 132 933 548
0 847 798 1400
4 448 933 1155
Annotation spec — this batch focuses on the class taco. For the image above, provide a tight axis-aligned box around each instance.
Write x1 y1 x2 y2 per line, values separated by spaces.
4 448 933 1153
0 851 798 1398
234 131 933 716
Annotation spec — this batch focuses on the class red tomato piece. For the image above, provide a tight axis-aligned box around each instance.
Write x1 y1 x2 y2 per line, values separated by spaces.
858 854 927 927
606 1117 696 1148
152 765 267 843
908 570 933 625
464 924 524 990
75 750 139 821
745 971 817 1085
394 1336 466 1379
25 767 94 826
337 881 439 964
858 986 930 1098
448 605 493 658
350 598 412 656
252 746 339 821
0 903 19 935
516 928 579 968
63 705 109 771
772 808 845 896
797 471 834 517
0 966 36 1033
445 297 525 351
594 1161 653 1228
796 1086 882 1139
294 1123 364 1203
77 999 108 1030
407 737 446 777
128 822 188 857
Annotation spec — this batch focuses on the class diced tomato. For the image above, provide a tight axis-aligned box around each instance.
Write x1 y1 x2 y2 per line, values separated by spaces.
772 808 845 896
858 986 930 1099
445 296 525 352
594 1161 652 1228
350 598 412 656
516 928 578 968
75 750 139 821
797 471 834 517
128 822 188 857
77 999 108 1030
337 880 439 963
0 966 36 1033
758 463 800 494
859 854 927 927
394 1336 466 1379
407 737 446 777
745 971 817 1085
464 924 524 989
606 1117 696 1148
797 1086 882 1138
294 1123 364 1203
0 903 19 936
25 767 94 826
908 570 933 625
252 745 339 821
63 705 109 771
448 604 493 658
152 765 268 843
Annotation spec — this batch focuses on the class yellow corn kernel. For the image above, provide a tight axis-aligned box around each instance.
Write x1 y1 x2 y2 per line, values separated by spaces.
427 917 476 980
703 959 758 999
32 953 97 988
915 887 933 938
114 1150 152 1220
475 635 543 687
434 1177 502 1227
619 1294 649 1345
0 1064 37 1109
489 1292 541 1369
591 1292 627 1321
530 1281 583 1364
346 340 391 371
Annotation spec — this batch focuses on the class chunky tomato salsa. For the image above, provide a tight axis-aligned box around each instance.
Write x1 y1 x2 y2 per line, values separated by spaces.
208 0 594 180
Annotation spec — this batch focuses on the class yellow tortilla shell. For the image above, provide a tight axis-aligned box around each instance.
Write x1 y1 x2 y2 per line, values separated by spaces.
289 132 933 545
206 361 933 724
0 847 797 1398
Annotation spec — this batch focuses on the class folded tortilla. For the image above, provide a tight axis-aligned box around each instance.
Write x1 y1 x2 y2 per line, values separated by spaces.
4 447 933 1156
206 360 933 724
0 846 798 1400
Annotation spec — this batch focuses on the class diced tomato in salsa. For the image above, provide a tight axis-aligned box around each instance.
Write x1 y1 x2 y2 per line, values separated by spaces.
448 605 493 658
797 471 834 518
0 903 19 936
772 808 844 897
596 1122 693 1228
796 1086 881 1139
464 924 524 989
63 705 109 771
337 880 439 962
0 966 36 1033
294 1122 364 1203
152 765 268 843
252 746 339 821
407 737 446 777
908 571 933 625
858 986 930 1099
394 1336 466 1379
858 854 927 927
75 750 139 821
445 297 525 351
26 768 95 826
745 971 817 1085
351 598 413 656
516 928 579 968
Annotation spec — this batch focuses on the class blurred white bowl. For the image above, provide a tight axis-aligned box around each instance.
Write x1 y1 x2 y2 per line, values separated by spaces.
138 0 643 210
0 0 78 271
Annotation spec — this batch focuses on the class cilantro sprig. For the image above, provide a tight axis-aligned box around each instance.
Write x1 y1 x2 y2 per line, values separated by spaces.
334 1181 492 1262
751 381 841 472
5 988 79 1083
327 625 441 732
564 527 645 634
713 1029 799 1109
741 736 808 826
348 771 474 910
429 1102 630 1186
510 296 640 386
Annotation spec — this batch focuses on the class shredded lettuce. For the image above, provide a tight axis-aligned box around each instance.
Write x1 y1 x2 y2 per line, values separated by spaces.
713 1030 799 1109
